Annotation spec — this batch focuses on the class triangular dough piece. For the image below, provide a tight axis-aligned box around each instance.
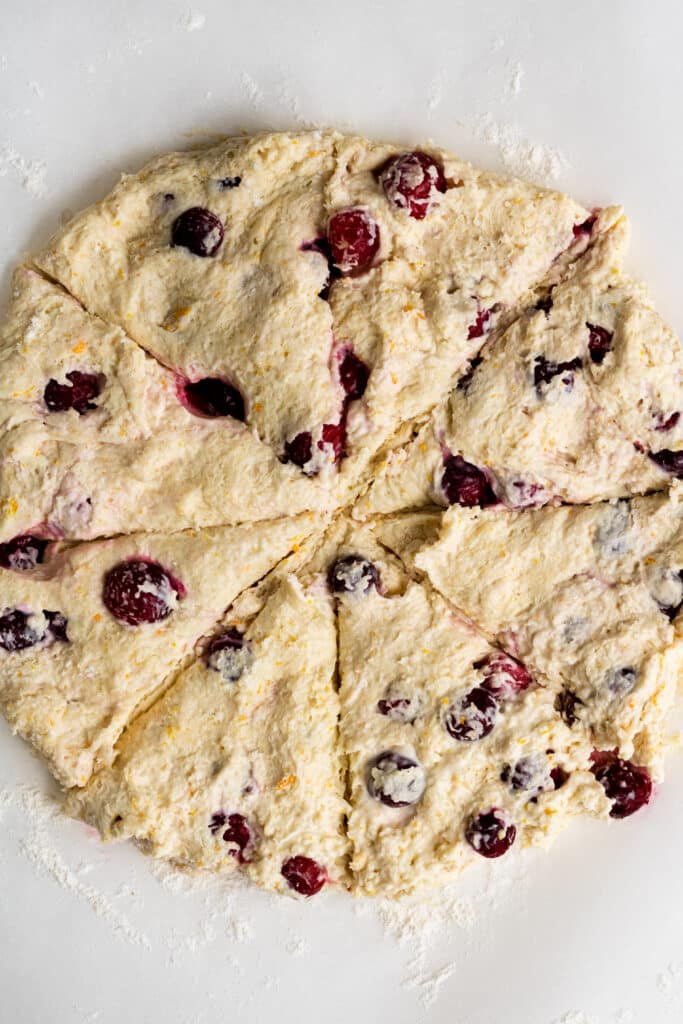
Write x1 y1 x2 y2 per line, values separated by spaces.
359 213 681 516
0 270 342 541
33 131 593 510
375 490 683 772
0 512 320 786
330 522 602 897
67 570 348 898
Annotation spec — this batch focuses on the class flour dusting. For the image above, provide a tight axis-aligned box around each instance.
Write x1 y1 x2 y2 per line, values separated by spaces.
240 71 265 109
180 10 206 32
462 112 568 184
0 142 48 197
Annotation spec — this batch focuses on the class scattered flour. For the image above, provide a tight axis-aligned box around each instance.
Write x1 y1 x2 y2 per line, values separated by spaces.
0 142 47 197
27 79 44 99
506 61 525 98
240 71 265 109
552 1014 600 1024
180 10 206 32
461 112 568 184
657 961 682 996
285 935 310 957
427 69 448 114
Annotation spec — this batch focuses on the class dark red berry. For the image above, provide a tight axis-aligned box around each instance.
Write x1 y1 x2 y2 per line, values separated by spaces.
44 371 102 415
572 215 597 239
649 449 683 477
456 356 483 393
441 454 497 507
338 349 370 401
443 687 498 742
181 378 245 420
377 686 422 724
586 323 613 364
281 855 327 896
0 607 67 651
0 534 49 572
465 808 516 858
535 294 553 315
0 608 42 651
378 151 446 220
103 559 184 626
283 431 313 468
477 652 533 699
222 813 251 863
550 766 569 790
467 306 492 340
217 176 241 189
366 751 426 807
655 411 681 432
329 555 380 595
327 208 380 275
533 355 583 394
590 750 652 819
205 627 251 682
320 421 345 461
209 811 227 835
555 688 583 727
171 207 224 257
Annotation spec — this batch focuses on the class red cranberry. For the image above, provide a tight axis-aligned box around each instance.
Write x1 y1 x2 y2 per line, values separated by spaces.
205 628 251 682
465 808 516 858
443 687 498 742
590 750 652 819
467 306 492 340
320 421 345 461
378 151 446 219
572 215 597 239
281 855 327 896
441 454 497 507
44 371 102 415
283 431 313 468
366 751 426 807
171 207 224 257
208 811 227 835
655 411 680 432
0 607 68 651
0 534 49 572
377 685 422 724
533 355 583 394
329 555 380 595
550 766 569 790
181 378 245 420
327 208 380 275
649 449 683 477
477 652 533 699
338 349 370 401
222 813 251 863
586 323 613 364
502 754 553 796
103 559 184 626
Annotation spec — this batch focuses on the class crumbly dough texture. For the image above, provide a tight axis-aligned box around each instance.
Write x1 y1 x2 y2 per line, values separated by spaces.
1 130 682 897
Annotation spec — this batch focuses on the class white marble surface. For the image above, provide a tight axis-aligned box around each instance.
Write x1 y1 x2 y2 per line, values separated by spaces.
1 2 683 1021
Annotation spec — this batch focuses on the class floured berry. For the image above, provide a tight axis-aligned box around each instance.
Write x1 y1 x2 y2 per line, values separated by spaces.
338 349 370 401
222 813 252 863
605 665 637 698
44 371 102 414
503 753 553 796
443 687 498 741
181 378 245 420
328 208 380 275
44 610 69 643
0 534 49 572
533 355 583 394
441 454 497 508
586 323 613 364
171 207 224 257
649 449 683 477
206 628 252 682
379 151 446 219
466 808 516 858
0 608 42 651
103 559 183 626
590 750 652 818
367 751 426 807
477 652 533 699
377 684 423 724
655 411 680 432
329 555 379 595
281 855 327 896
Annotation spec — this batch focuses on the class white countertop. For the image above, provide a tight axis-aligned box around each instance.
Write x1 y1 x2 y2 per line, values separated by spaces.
1 2 683 1021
